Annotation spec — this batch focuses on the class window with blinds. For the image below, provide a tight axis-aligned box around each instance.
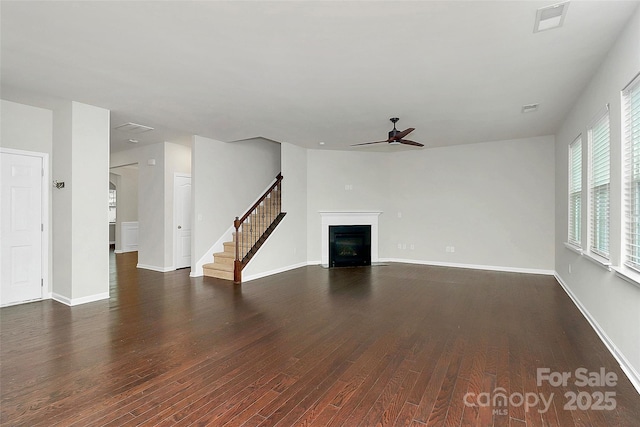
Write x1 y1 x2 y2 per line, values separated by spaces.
588 107 610 259
623 74 640 270
568 136 582 246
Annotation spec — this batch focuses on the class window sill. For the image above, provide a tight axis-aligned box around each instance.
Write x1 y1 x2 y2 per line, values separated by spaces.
612 266 640 290
564 242 583 255
583 251 612 271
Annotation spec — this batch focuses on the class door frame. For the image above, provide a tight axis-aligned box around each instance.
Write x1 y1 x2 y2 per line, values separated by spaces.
173 173 192 270
0 147 50 304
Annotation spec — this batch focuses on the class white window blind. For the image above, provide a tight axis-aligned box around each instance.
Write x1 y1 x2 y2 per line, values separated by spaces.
588 107 610 258
624 74 640 270
568 136 582 246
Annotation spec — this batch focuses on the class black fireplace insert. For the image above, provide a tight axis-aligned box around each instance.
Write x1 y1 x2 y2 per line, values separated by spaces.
329 225 371 267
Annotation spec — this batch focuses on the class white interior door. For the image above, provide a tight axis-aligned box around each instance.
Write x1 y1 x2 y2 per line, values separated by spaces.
1 152 43 306
174 175 191 269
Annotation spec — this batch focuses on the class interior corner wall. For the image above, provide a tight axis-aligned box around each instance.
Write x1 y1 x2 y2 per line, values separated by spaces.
306 137 555 273
243 142 308 279
52 101 73 300
191 136 281 269
554 6 640 383
0 99 54 297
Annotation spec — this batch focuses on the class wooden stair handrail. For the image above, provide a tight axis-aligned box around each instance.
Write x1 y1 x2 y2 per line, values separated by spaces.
233 173 283 284
236 173 282 225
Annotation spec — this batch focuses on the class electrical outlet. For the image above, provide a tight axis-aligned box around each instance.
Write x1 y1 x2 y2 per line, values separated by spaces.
398 243 402 249
410 244 415 250
402 244 406 250
450 246 455 253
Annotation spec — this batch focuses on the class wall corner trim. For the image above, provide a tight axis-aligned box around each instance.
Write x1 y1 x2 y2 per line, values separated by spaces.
52 292 109 307
242 262 312 283
136 264 175 273
379 258 555 276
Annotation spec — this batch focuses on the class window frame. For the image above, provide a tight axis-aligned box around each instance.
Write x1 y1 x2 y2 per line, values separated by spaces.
623 73 640 272
568 135 583 248
587 105 611 261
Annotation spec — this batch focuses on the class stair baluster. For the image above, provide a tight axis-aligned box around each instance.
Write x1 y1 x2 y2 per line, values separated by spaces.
232 173 284 284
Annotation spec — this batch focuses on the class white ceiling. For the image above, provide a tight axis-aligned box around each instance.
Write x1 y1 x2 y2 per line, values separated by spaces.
1 1 637 153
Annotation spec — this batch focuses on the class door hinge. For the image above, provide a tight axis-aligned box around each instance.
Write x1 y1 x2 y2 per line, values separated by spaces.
41 278 44 287
42 168 44 177
41 223 44 232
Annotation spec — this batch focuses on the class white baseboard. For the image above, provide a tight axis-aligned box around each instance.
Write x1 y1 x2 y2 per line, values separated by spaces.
52 292 109 306
137 263 174 273
114 248 137 254
554 273 640 395
242 262 310 283
378 257 555 276
270 259 553 275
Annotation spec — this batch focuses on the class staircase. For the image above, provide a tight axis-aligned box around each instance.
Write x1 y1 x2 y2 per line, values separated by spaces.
203 173 285 283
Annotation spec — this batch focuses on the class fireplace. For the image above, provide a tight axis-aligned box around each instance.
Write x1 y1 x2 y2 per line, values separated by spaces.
320 211 381 267
329 225 371 267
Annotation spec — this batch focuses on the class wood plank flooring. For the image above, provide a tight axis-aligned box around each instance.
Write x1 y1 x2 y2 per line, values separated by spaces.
1 252 639 426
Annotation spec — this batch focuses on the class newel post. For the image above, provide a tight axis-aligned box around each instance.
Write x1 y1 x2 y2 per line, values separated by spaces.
233 217 242 284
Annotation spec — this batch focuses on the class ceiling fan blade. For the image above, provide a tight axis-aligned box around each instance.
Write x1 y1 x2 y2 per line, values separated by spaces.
398 139 424 147
390 127 415 141
351 140 387 146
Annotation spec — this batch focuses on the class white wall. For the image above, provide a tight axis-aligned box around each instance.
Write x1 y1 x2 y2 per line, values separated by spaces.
1 100 53 153
555 7 640 387
0 100 53 297
307 136 556 273
191 136 281 271
52 102 73 299
69 102 110 302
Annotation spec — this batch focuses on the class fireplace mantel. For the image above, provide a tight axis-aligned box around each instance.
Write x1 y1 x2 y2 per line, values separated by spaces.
320 211 381 266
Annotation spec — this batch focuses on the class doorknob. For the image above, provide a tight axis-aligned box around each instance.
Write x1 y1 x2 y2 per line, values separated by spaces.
178 225 182 229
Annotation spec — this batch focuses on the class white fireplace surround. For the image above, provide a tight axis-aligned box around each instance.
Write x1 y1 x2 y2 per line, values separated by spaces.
320 211 381 266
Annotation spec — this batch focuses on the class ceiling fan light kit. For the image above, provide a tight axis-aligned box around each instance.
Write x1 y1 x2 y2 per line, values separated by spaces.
352 117 424 148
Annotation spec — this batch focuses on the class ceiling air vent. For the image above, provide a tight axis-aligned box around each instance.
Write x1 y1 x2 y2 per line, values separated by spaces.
114 122 155 133
522 103 540 113
534 1 569 33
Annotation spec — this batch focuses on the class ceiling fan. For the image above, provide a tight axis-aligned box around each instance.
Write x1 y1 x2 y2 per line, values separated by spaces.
352 118 424 148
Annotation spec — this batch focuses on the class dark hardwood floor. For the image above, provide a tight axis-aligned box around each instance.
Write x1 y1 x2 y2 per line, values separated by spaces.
1 252 639 426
